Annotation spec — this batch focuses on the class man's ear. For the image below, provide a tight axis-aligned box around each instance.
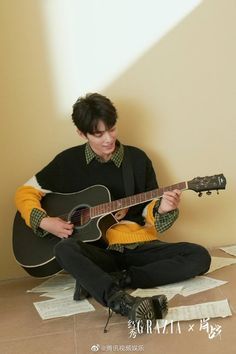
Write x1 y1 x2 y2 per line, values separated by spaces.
77 129 87 140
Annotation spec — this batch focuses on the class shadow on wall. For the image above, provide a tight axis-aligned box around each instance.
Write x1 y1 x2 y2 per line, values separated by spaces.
103 0 235 179
102 0 235 246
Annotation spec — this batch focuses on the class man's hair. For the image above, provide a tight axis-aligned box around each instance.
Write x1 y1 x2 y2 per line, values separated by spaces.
72 93 118 135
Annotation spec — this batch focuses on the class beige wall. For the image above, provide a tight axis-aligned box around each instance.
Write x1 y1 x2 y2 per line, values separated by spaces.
1 0 236 280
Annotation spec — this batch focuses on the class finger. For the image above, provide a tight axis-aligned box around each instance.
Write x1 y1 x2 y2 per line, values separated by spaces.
163 194 178 203
64 224 74 231
162 196 179 208
164 190 181 199
67 221 74 226
165 191 181 203
59 220 74 229
64 227 73 235
58 230 72 238
173 189 181 195
173 190 181 199
57 233 69 239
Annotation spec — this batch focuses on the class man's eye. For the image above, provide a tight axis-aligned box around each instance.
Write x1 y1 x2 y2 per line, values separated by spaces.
94 133 102 137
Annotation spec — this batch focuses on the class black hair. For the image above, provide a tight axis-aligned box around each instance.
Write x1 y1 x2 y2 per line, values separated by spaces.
71 93 118 135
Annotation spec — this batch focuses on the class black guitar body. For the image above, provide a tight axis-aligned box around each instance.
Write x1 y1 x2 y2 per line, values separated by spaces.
12 185 117 277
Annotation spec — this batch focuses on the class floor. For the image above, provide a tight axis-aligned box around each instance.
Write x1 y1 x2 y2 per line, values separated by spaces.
0 248 235 354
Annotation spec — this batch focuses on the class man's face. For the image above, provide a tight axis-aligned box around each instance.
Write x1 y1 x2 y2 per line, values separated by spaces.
82 120 118 160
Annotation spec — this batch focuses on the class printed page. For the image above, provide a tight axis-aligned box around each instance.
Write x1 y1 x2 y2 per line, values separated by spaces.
40 288 75 299
219 245 236 257
131 286 183 301
156 276 227 297
206 256 236 274
157 299 232 328
34 297 95 320
180 276 227 297
28 274 75 293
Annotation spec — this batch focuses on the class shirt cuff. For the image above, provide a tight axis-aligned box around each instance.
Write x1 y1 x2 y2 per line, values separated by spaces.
153 199 179 233
30 208 48 237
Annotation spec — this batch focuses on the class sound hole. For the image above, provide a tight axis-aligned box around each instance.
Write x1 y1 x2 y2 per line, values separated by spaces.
68 204 91 230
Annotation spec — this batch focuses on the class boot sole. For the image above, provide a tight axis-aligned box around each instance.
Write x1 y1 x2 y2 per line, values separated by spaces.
129 295 168 323
152 295 168 319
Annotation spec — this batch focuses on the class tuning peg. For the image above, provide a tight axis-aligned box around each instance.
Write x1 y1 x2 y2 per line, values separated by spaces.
206 191 212 196
198 192 203 197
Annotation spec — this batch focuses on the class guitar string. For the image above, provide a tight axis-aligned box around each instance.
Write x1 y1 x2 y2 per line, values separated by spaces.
69 186 179 223
70 193 158 224
68 182 189 224
69 198 139 223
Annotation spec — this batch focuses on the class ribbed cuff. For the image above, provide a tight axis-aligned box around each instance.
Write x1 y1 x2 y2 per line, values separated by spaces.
153 200 179 233
30 208 48 237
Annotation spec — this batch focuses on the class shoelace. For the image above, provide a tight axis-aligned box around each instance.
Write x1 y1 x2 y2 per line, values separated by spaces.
103 308 113 333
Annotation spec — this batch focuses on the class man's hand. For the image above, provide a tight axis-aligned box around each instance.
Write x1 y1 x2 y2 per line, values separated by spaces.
158 189 181 214
40 217 74 238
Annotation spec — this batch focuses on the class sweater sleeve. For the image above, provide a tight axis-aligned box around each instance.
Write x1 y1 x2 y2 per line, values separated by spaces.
15 184 47 227
142 152 179 232
153 199 179 233
14 150 64 230
143 199 179 233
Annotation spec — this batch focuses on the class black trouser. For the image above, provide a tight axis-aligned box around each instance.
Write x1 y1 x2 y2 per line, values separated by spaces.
54 239 211 306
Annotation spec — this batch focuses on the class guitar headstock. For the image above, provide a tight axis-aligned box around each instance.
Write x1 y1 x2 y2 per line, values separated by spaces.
187 174 226 196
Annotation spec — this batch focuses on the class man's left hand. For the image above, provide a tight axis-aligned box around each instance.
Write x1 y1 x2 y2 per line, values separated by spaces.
158 189 181 214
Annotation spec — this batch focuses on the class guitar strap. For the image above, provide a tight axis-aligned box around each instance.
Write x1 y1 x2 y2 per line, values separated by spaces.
122 146 135 196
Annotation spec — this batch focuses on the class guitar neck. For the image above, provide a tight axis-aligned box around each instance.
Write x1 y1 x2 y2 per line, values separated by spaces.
90 181 188 218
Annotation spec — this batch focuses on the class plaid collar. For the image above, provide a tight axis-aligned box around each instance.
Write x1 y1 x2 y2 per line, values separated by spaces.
85 141 124 167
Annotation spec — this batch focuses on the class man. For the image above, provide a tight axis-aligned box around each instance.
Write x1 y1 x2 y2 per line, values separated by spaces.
15 93 211 330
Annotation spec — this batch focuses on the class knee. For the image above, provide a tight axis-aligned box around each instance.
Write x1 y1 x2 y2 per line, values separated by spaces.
201 247 211 274
54 238 82 259
191 243 211 274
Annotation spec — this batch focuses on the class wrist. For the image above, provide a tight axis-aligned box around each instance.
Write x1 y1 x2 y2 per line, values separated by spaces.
157 206 166 215
39 216 48 228
30 208 48 237
153 199 167 216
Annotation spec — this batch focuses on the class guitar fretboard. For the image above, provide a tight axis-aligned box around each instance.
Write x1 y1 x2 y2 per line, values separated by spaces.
90 181 187 218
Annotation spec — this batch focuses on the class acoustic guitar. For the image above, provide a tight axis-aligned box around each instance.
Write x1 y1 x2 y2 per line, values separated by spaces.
12 174 226 277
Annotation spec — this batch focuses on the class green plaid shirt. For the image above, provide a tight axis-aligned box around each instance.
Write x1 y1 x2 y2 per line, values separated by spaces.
31 142 178 243
85 141 124 167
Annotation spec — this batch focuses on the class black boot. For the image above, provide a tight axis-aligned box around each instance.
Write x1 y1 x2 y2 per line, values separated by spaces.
73 281 90 301
110 270 131 289
107 290 168 323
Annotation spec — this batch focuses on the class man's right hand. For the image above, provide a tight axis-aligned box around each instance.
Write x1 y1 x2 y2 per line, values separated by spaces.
39 217 74 239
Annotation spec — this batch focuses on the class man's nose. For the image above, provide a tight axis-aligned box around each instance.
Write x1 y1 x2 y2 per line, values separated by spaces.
103 131 113 142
